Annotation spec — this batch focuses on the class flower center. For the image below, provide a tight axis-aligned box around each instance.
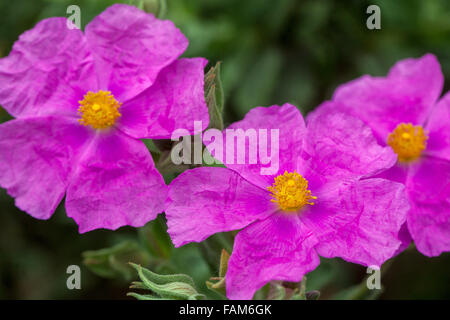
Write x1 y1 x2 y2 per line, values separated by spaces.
387 123 427 162
78 90 122 129
268 171 316 212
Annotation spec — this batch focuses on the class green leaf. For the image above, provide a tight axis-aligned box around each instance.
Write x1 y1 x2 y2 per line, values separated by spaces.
127 292 166 300
142 139 161 154
129 262 195 287
206 277 225 290
218 249 230 278
205 62 225 130
128 263 205 300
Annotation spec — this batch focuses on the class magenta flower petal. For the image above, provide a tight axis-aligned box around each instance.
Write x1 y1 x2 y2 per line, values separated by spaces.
331 54 443 140
226 214 319 300
85 4 188 102
65 130 167 233
373 163 409 184
408 201 450 257
302 178 409 266
406 156 450 257
393 223 413 257
205 103 306 189
425 92 450 161
0 18 97 118
118 58 209 139
0 117 91 219
165 167 276 247
304 106 396 189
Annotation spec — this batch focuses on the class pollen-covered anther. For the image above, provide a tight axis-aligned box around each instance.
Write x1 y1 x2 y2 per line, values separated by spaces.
78 90 122 129
387 123 428 162
268 171 317 212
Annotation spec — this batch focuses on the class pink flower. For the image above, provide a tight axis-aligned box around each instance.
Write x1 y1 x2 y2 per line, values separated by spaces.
0 4 209 232
165 104 408 299
312 54 449 257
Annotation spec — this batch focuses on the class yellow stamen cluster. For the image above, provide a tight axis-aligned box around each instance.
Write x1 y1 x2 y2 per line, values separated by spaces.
268 171 316 212
387 123 428 162
78 90 122 129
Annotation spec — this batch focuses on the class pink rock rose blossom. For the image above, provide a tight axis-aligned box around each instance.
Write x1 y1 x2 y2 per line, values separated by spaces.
312 54 449 257
0 4 209 232
165 103 409 299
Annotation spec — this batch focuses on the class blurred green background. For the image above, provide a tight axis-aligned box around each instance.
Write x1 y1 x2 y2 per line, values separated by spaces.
0 0 449 299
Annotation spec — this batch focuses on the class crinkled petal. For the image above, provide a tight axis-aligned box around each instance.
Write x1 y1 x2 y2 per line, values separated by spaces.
165 167 276 247
65 130 166 233
118 58 209 139
392 223 413 257
329 54 443 140
304 107 396 189
425 92 450 161
372 162 409 185
205 104 306 189
0 17 96 118
406 156 450 257
408 202 450 257
226 214 319 300
0 116 91 219
301 178 409 266
85 4 188 102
